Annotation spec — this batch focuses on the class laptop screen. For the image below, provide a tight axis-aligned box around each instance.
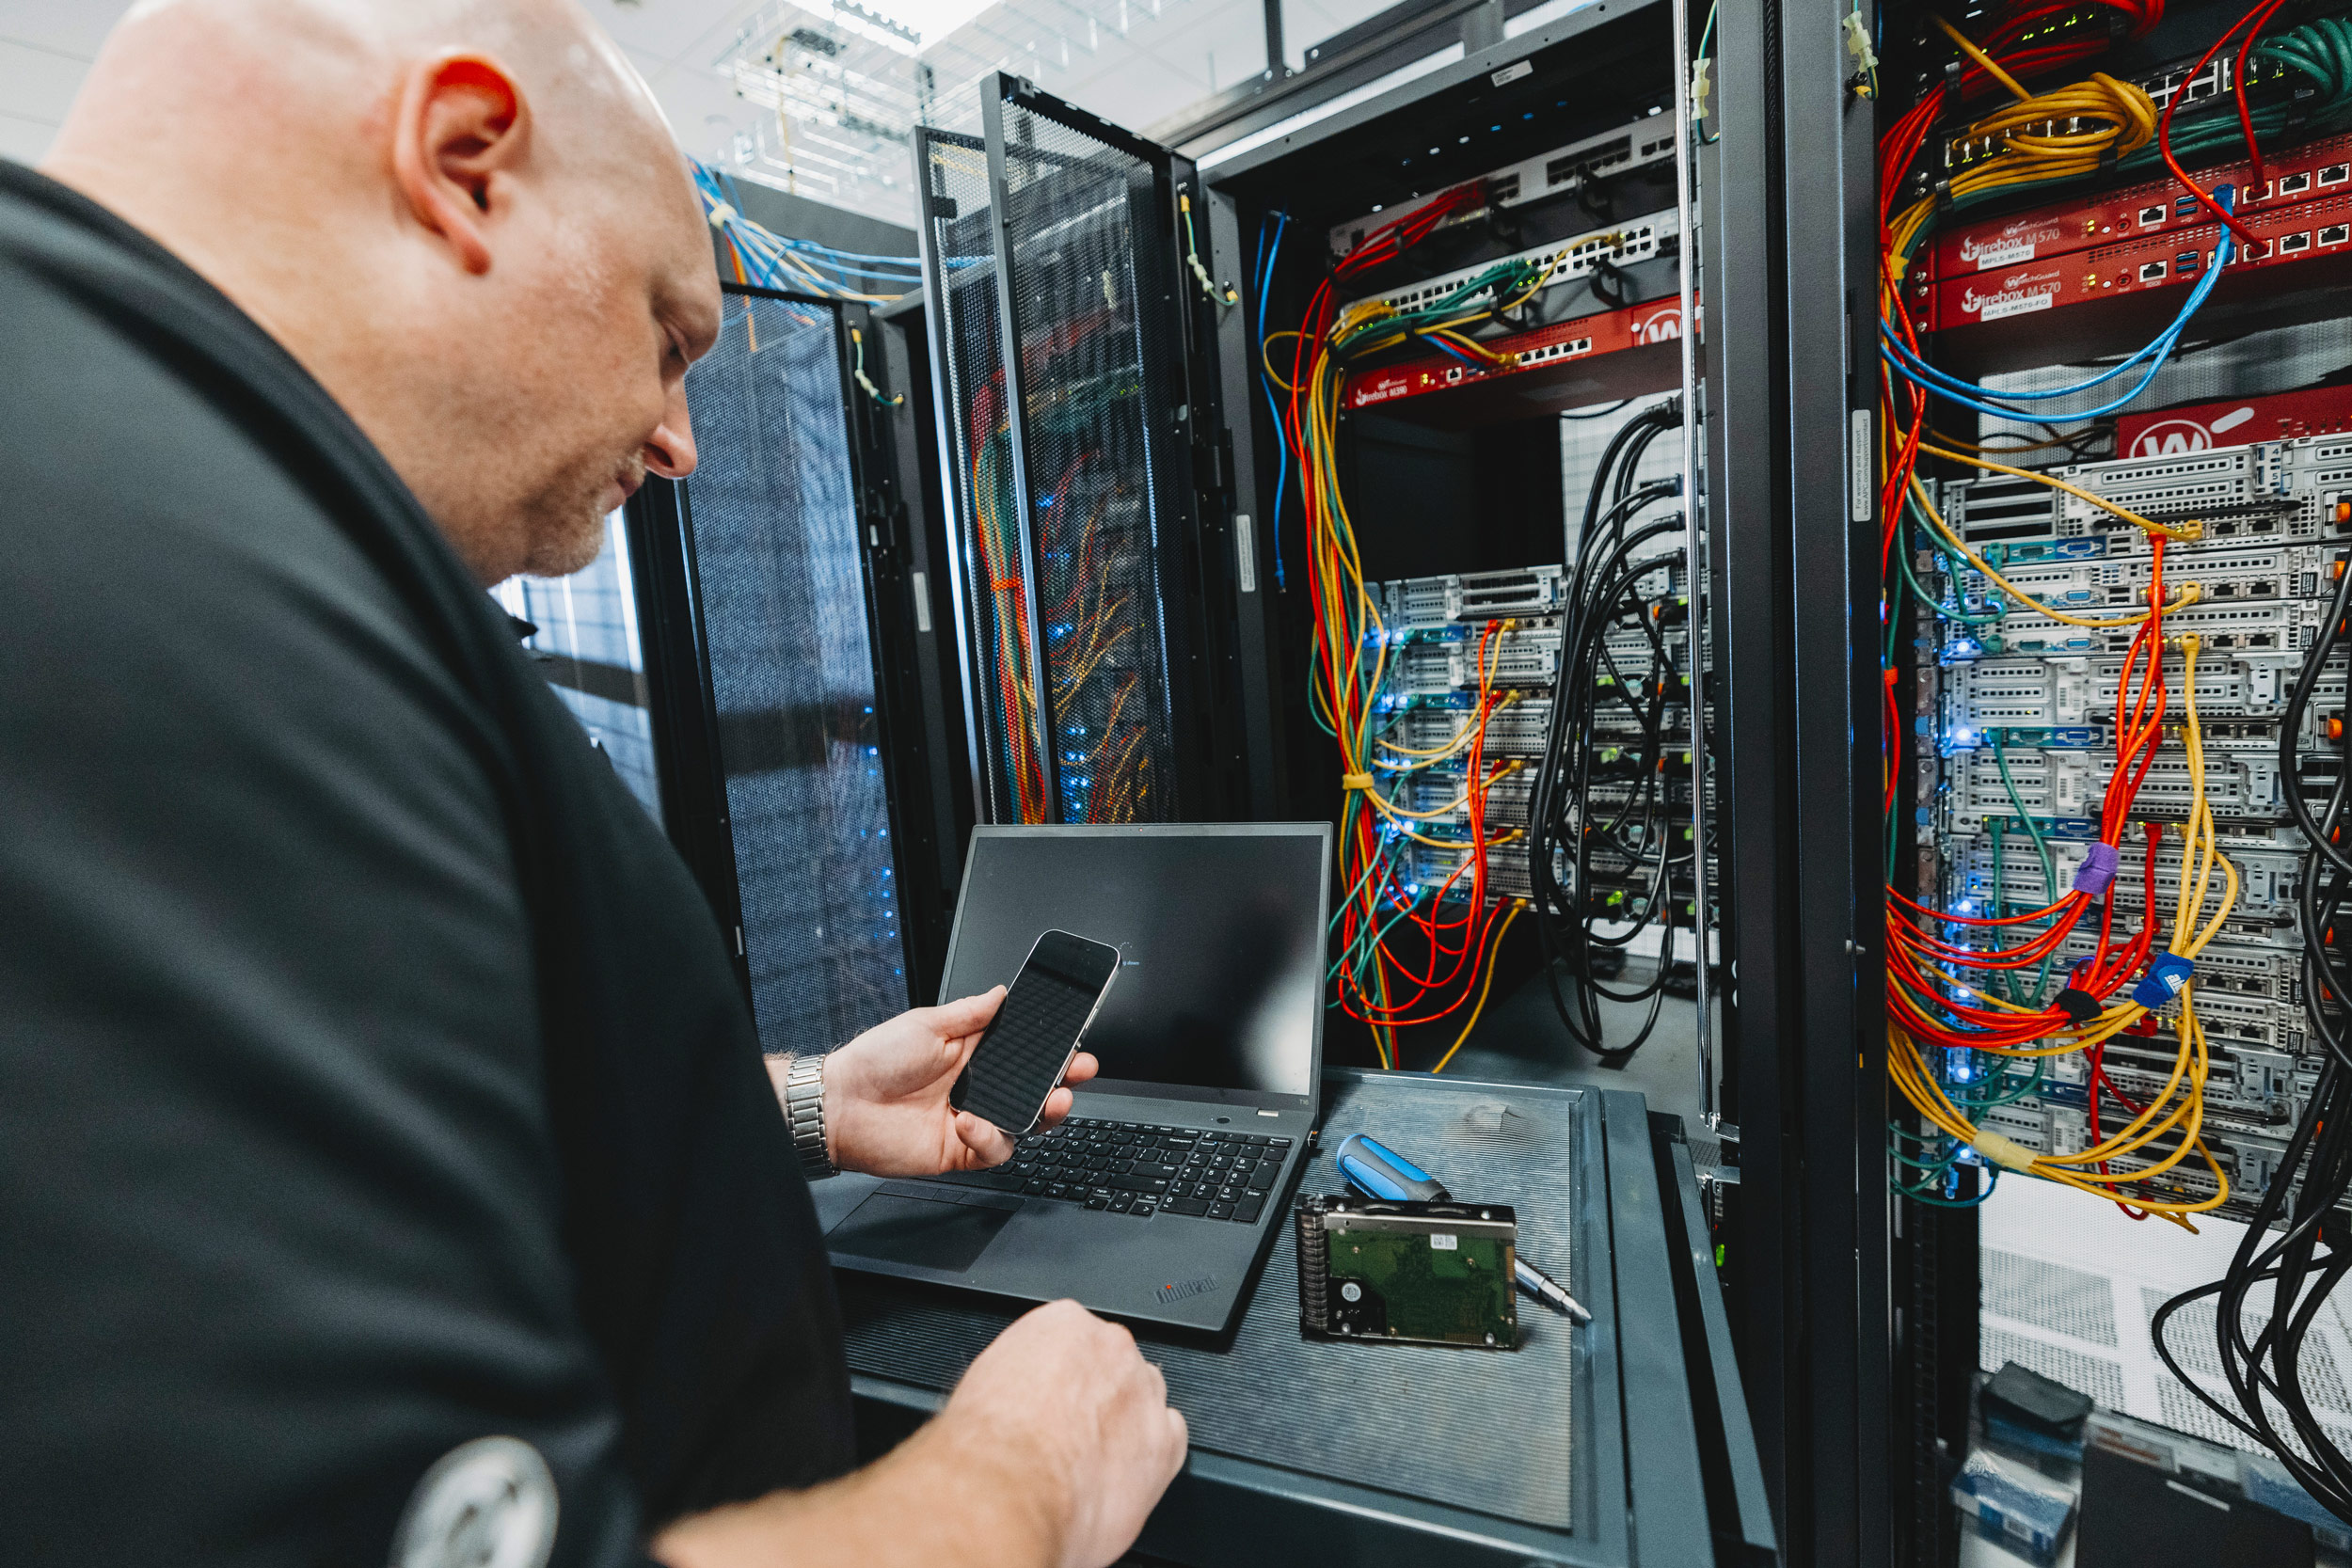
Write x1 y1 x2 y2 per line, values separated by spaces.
941 827 1329 1101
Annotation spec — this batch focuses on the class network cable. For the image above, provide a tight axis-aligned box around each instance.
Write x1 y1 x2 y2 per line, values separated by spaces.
1525 399 1701 1058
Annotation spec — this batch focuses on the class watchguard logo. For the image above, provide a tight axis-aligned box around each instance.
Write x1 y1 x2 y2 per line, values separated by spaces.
1156 1276 1217 1305
2126 406 2256 458
1960 266 2061 322
1632 305 1684 344
1958 217 2061 268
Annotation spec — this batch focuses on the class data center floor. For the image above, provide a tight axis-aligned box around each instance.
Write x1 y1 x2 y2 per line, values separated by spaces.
1960 1180 2352 1565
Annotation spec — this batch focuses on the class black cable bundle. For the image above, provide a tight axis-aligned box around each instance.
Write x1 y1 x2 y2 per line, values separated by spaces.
2153 553 2352 1522
1526 398 1702 1056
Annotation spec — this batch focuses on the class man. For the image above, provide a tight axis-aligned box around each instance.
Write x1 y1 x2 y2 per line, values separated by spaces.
0 2 1185 1565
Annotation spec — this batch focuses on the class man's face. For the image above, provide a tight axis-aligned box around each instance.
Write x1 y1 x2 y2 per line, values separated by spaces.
498 175 719 578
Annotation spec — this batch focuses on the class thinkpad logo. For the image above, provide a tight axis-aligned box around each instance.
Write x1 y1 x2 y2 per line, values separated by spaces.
1157 1276 1217 1305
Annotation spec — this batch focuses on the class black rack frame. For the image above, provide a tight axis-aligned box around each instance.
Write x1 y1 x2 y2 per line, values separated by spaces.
1182 4 1893 1563
627 283 960 1015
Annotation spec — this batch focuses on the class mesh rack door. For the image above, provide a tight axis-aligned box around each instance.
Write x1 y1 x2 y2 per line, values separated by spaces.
976 78 1203 825
916 126 1054 825
671 290 909 1055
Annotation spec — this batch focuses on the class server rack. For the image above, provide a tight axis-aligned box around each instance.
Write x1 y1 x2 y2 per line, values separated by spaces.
914 87 1254 828
628 284 960 1052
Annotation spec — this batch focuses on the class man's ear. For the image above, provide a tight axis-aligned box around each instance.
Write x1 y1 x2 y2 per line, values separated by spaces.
391 54 530 277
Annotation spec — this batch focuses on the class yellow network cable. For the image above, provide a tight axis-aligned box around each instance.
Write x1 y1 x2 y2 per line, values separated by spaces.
1888 638 2239 1226
1909 474 2200 630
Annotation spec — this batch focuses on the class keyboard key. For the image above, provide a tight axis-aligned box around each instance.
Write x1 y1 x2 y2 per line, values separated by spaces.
1022 1180 1048 1196
1133 1202 1157 1218
1271 1137 1294 1148
1233 1194 1265 1224
1133 1163 1179 1179
1165 1196 1209 1216
1109 1195 1134 1212
1247 1167 1277 1191
1046 1184 1071 1200
1209 1201 1235 1219
1103 1175 1166 1194
1086 1196 1110 1211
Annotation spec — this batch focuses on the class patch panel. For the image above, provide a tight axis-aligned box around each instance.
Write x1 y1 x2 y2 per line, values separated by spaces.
1325 119 1680 261
1353 207 1681 318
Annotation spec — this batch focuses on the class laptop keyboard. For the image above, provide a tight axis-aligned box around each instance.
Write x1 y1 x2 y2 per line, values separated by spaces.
927 1118 1294 1222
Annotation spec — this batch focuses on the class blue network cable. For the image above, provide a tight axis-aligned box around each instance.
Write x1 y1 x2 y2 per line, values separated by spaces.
1254 210 1293 590
1881 186 2239 422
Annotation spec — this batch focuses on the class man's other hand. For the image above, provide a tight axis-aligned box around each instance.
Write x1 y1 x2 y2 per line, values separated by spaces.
650 1299 1184 1568
786 990 1100 1177
937 1300 1189 1568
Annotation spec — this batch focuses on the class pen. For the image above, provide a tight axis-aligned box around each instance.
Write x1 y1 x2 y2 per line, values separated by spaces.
1332 1132 1594 1324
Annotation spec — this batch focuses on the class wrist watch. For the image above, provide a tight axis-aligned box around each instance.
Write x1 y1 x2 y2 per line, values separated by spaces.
783 1053 837 1180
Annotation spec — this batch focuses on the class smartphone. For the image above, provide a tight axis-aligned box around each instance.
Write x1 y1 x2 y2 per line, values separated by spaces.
949 929 1122 1135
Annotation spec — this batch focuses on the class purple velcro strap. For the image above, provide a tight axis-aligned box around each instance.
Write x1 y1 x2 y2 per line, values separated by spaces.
2073 842 2121 896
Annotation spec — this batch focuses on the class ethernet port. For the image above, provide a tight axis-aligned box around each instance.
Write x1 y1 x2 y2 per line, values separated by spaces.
2137 203 2166 226
2250 579 2276 596
2324 163 2351 186
2216 520 2239 536
2323 224 2351 246
2245 240 2274 260
2251 633 2279 647
2282 230 2313 253
2138 260 2168 281
2283 171 2314 195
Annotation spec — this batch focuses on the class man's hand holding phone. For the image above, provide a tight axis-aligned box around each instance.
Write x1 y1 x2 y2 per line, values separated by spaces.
787 988 1100 1178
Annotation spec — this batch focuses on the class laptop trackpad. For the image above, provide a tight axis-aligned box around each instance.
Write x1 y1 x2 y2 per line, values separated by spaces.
829 1192 1012 1273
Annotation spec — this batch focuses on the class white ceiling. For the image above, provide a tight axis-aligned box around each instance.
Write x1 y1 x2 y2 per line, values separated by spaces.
0 0 1395 214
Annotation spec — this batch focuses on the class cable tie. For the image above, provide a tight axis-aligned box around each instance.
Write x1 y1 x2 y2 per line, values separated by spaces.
2132 953 2195 1008
707 202 737 227
1970 1131 2037 1172
2054 986 2104 1024
2072 841 2121 896
1341 771 1374 791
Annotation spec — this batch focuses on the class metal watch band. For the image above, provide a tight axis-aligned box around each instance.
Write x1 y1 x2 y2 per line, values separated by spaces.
783 1053 836 1180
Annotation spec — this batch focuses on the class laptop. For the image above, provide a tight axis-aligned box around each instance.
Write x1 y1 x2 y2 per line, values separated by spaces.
809 822 1332 1333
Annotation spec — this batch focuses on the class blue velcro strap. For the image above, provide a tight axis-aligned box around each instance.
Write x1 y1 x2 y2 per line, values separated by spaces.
2132 954 2196 1008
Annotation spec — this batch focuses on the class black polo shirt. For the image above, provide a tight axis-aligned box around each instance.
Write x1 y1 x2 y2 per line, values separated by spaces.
0 161 853 1567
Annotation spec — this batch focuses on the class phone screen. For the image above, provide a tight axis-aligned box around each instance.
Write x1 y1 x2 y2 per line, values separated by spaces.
950 930 1121 1134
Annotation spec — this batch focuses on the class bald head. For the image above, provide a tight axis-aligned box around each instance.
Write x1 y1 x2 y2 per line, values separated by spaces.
43 0 722 583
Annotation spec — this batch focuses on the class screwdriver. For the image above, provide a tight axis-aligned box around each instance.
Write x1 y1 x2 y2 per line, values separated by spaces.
1333 1133 1593 1323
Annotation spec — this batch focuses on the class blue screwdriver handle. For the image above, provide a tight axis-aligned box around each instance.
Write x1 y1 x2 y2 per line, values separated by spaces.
1335 1133 1452 1202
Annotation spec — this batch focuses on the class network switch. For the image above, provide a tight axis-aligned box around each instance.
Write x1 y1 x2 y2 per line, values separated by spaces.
1352 208 1681 319
1326 119 1681 261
